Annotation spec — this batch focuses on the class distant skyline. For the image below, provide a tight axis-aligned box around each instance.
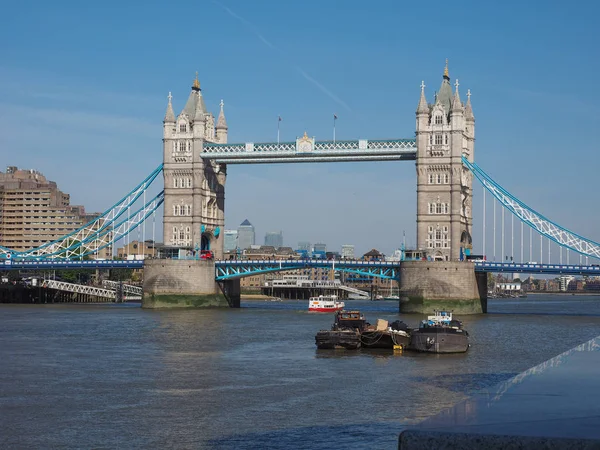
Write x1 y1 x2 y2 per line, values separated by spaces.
1 1 599 258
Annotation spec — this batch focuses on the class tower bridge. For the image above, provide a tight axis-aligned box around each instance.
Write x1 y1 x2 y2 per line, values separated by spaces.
2 61 600 312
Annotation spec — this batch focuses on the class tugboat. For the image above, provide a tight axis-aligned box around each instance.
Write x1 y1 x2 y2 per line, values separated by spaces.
315 310 365 349
308 294 345 312
408 310 469 354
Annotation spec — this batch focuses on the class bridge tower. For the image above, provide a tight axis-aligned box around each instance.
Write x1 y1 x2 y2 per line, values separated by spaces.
415 61 475 261
162 74 228 259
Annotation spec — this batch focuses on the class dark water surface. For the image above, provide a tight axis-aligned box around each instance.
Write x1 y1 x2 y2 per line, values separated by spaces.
2 295 600 449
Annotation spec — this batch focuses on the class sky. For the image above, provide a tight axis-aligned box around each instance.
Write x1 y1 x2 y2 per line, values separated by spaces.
1 0 599 258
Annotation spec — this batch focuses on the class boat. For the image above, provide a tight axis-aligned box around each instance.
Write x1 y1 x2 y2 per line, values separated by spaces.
382 295 400 301
408 310 469 354
315 310 411 350
360 318 410 349
315 310 365 349
308 294 345 312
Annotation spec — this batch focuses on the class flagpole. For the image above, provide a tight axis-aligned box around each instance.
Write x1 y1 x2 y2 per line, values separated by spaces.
333 114 337 144
277 116 280 146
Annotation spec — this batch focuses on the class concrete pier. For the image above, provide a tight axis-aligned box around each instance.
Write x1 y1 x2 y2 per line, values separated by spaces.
398 261 487 314
142 259 239 308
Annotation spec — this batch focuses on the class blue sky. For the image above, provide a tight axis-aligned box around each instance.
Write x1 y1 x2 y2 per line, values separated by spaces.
1 0 599 258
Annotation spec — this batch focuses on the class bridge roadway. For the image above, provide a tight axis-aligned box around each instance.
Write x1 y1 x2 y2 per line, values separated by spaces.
2 259 600 278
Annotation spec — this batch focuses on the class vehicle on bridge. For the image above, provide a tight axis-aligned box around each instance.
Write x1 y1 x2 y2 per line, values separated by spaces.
199 250 214 260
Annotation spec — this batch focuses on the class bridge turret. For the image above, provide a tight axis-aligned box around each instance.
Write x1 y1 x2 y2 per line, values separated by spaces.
216 99 228 143
163 92 176 140
415 60 474 262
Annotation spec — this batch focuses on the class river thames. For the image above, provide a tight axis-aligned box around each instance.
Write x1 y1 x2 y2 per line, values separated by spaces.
2 295 600 449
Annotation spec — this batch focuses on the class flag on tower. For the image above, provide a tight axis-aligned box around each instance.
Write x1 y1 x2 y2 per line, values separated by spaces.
333 114 337 120
278 116 282 122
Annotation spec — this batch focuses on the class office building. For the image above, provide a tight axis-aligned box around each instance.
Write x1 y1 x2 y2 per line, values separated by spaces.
297 241 311 252
237 219 255 250
313 243 327 253
264 231 283 248
224 229 238 252
341 244 355 259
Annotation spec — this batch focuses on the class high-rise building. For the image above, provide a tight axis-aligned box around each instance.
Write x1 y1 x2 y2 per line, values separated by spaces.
341 244 355 259
313 243 327 253
237 219 255 250
297 241 311 252
0 166 110 257
224 229 238 252
264 231 283 248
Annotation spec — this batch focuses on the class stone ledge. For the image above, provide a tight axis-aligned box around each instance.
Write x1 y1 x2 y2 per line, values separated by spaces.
398 430 600 450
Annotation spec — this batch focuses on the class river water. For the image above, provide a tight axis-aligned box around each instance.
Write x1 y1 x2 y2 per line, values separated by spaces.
1 295 600 449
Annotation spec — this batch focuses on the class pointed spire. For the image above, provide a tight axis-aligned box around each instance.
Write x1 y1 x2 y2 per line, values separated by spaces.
443 58 449 80
451 78 463 112
437 59 453 113
465 89 474 120
194 91 206 122
217 99 228 129
192 71 200 91
164 92 175 123
416 80 428 114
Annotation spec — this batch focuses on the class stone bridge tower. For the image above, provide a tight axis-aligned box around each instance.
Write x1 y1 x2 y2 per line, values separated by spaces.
162 74 228 258
415 61 475 261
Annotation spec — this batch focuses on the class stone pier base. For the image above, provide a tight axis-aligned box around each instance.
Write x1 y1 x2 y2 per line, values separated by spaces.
398 261 487 314
142 259 239 308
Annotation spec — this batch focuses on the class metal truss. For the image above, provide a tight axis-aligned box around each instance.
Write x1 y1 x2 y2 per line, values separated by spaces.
0 165 164 260
43 279 117 300
215 260 399 281
463 156 600 260
102 280 143 295
202 139 416 164
475 261 600 276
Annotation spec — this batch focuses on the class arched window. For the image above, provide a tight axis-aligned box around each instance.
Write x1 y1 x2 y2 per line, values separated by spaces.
428 174 434 184
173 205 177 216
187 178 192 188
429 135 433 145
185 227 191 243
436 174 442 184
174 178 178 188
445 203 449 214
175 205 181 216
444 173 449 184
186 205 191 216
435 134 443 145
179 229 185 241
179 141 186 152
436 203 442 214
428 203 433 214
172 227 177 243
444 134 449 145
179 123 187 133
179 178 183 188
435 115 442 125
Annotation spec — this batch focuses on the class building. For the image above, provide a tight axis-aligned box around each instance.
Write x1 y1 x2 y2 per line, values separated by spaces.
0 166 110 258
313 243 326 253
237 219 255 250
116 240 156 259
363 249 384 261
223 229 238 252
416 60 475 261
297 241 311 252
264 231 283 248
161 75 228 258
341 245 355 259
559 276 575 292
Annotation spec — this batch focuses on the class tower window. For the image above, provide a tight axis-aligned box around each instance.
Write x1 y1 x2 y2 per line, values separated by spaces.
436 174 442 184
435 134 443 145
444 173 449 184
429 135 433 145
428 174 434 184
435 115 443 125
444 134 448 145
179 123 187 133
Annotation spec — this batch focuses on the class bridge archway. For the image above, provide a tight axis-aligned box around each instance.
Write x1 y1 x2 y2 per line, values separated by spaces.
201 233 211 251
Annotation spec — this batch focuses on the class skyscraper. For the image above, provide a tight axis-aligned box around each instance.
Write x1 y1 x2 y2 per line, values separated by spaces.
297 241 311 252
237 219 255 250
313 243 327 253
224 229 238 252
341 245 355 259
264 231 283 248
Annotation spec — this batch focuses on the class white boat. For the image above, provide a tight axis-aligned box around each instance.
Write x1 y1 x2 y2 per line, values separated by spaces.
308 295 345 312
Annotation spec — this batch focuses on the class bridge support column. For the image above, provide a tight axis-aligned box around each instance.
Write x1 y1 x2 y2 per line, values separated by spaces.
398 261 487 314
142 259 232 308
